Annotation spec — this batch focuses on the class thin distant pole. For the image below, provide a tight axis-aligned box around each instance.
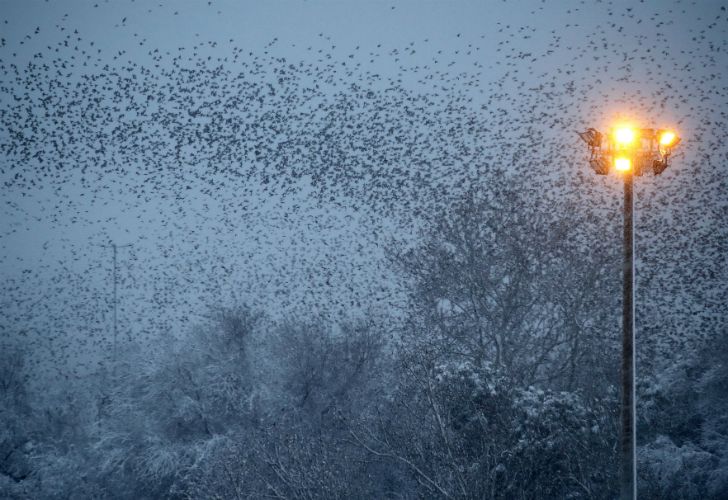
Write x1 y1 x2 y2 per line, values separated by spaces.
113 243 117 371
621 173 636 499
107 242 131 376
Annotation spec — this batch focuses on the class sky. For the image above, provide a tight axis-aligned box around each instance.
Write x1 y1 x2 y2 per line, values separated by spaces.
1 0 727 375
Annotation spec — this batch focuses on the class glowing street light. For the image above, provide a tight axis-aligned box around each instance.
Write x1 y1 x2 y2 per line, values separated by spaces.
659 130 677 147
578 124 681 500
614 126 637 147
578 126 680 177
614 156 631 172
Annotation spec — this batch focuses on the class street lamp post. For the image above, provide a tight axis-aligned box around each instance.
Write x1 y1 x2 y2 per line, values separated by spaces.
621 168 636 500
578 125 680 500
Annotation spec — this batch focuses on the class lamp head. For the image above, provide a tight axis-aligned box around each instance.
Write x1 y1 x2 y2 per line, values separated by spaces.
614 126 637 147
657 129 680 149
614 156 631 172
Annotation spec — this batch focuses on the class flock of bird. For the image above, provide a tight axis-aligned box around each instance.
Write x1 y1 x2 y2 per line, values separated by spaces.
0 0 726 376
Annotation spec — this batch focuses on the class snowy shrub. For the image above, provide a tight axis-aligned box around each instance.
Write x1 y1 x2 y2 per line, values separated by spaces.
639 435 717 499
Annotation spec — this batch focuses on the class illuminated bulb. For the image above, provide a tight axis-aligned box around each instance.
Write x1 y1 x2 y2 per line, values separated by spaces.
659 130 677 146
614 157 631 172
614 127 636 146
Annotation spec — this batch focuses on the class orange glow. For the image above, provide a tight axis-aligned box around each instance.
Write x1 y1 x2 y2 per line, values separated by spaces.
659 130 677 146
614 157 631 172
614 127 636 146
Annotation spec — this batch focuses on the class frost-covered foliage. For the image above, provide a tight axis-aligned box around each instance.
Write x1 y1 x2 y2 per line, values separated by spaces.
391 185 621 393
0 343 33 499
638 329 728 499
639 435 716 499
2 190 725 498
348 359 617 498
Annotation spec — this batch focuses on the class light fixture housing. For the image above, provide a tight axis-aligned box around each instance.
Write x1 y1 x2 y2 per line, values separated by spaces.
578 125 680 176
578 128 603 148
653 159 668 175
590 157 609 175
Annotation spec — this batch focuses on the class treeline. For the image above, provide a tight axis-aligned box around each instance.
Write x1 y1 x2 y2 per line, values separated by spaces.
2 188 726 499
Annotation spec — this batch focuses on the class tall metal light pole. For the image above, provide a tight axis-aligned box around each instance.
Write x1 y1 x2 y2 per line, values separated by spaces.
578 125 680 499
621 169 636 499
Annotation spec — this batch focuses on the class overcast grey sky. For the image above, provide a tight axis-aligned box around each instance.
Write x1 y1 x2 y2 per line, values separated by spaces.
2 0 726 372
